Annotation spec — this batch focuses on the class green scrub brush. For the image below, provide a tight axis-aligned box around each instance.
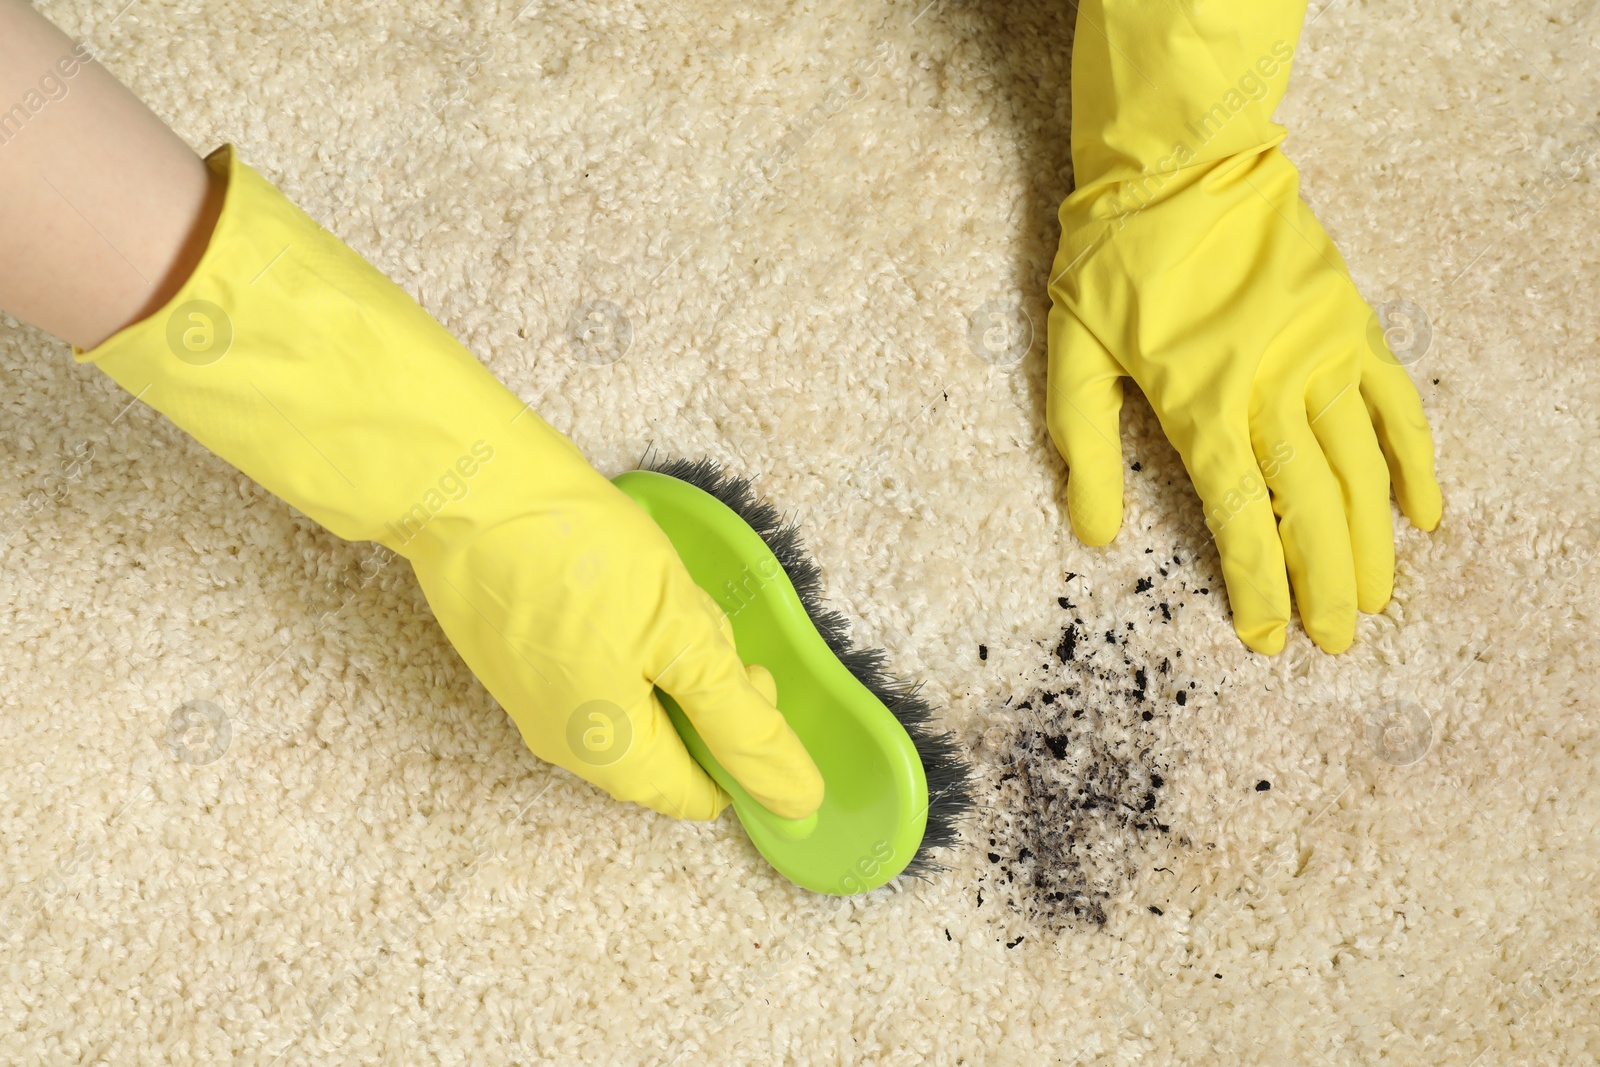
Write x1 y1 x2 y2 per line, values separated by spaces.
612 457 972 894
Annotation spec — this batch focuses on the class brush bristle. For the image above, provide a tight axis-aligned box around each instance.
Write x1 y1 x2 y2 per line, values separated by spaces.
642 453 973 880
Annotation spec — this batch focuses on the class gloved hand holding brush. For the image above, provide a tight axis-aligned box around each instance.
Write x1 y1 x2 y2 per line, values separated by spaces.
0 2 822 822
96 149 825 822
1047 0 1442 654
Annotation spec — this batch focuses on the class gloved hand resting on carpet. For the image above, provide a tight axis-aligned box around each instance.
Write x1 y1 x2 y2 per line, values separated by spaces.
0 3 823 822
1047 0 1442 654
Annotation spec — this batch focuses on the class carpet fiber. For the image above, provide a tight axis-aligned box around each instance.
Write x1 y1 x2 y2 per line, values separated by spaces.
2 0 1597 1063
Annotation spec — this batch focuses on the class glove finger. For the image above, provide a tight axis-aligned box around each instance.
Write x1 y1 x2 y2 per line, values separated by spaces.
612 689 733 821
1047 303 1126 546
746 662 778 705
1254 405 1359 653
649 582 824 821
1360 343 1442 531
1188 431 1292 654
1307 375 1395 614
711 600 786 733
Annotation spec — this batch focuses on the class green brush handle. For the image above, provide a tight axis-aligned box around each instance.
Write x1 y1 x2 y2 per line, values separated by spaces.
613 470 929 895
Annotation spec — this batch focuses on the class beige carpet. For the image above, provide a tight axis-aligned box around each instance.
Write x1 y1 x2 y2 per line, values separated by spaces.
2 0 1597 1062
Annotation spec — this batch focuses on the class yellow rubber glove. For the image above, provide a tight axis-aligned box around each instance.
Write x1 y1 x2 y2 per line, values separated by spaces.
74 144 823 820
1048 0 1442 654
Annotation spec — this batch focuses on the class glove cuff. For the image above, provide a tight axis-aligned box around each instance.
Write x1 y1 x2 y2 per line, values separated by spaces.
1069 0 1307 192
74 144 590 563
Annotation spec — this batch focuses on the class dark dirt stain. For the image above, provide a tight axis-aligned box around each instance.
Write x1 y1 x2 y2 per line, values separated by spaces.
972 567 1205 931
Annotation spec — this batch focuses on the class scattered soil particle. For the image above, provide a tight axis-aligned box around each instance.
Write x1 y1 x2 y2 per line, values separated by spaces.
978 644 988 661
1256 780 1271 792
973 574 1199 931
1148 906 1163 915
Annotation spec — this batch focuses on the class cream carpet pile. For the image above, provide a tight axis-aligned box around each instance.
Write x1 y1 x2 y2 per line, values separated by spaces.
2 0 1597 1063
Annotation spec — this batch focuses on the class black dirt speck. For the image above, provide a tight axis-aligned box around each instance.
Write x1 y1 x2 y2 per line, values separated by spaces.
973 578 1194 932
1256 780 1271 792
979 644 988 662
